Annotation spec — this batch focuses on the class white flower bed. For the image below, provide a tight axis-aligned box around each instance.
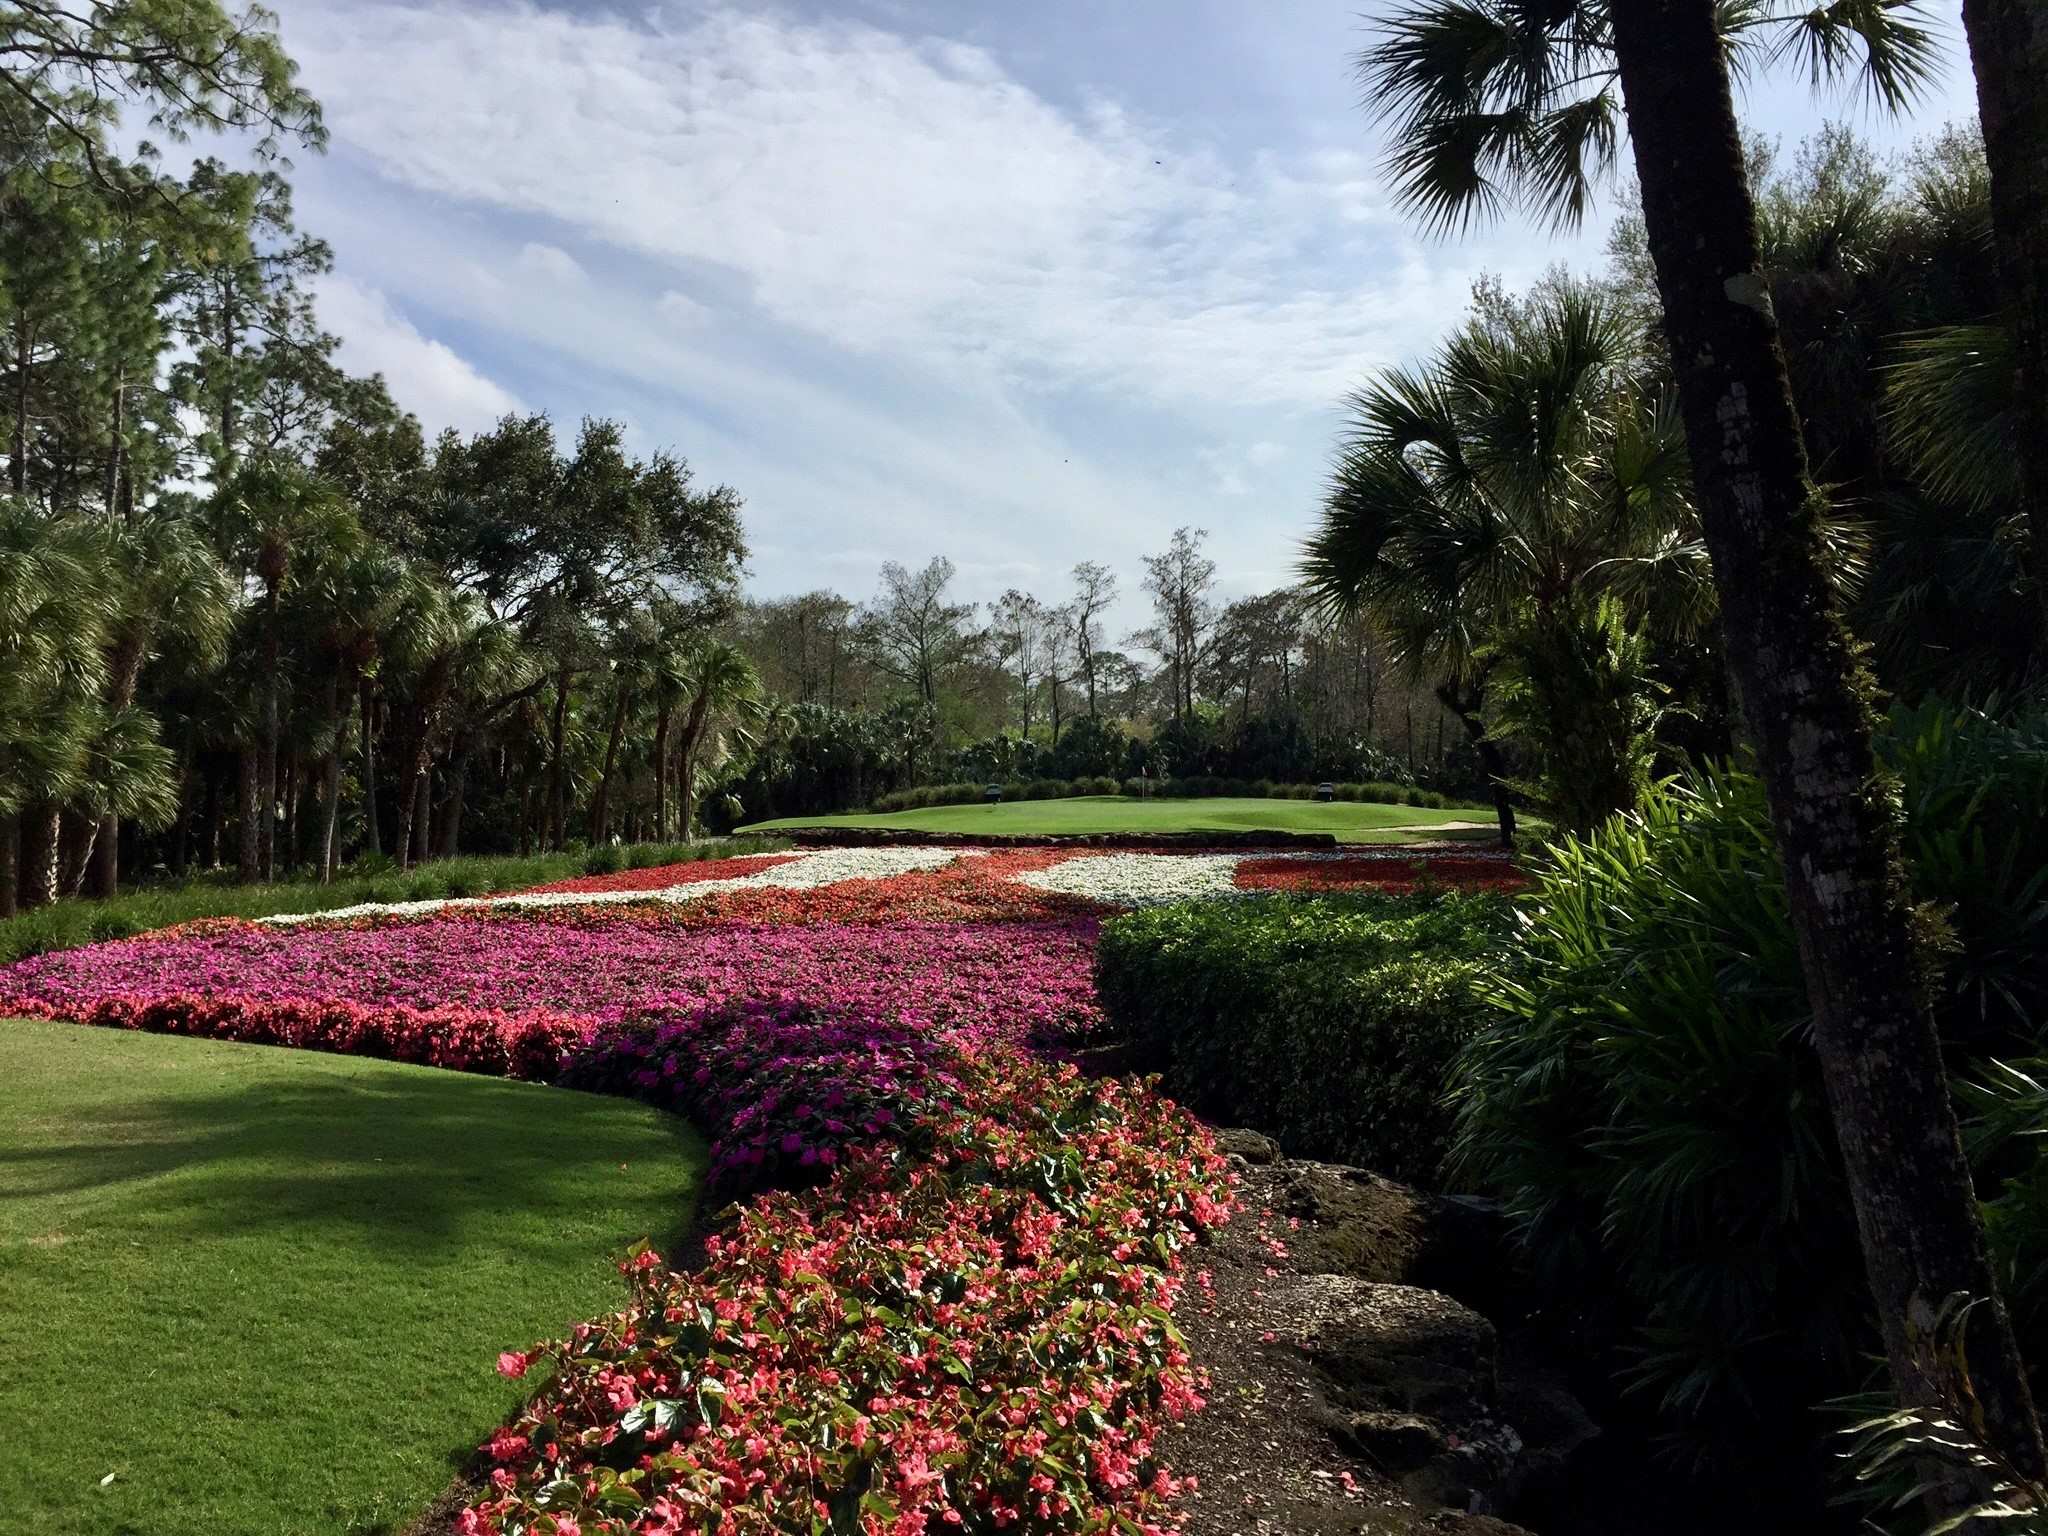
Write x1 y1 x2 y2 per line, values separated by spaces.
258 846 980 925
1014 852 1248 907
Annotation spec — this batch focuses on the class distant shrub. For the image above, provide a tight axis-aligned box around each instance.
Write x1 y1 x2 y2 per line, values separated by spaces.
1096 892 1511 1182
581 844 626 876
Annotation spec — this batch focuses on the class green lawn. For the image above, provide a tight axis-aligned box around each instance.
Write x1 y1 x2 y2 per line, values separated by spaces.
740 794 1499 844
0 1018 706 1536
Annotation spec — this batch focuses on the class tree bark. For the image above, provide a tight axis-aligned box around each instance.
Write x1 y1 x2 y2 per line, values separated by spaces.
236 745 261 884
652 705 672 839
592 688 631 845
1961 0 2048 648
1612 0 2047 1510
56 810 95 898
18 800 59 908
360 679 381 858
437 744 469 858
545 669 571 848
260 579 281 881
0 812 17 920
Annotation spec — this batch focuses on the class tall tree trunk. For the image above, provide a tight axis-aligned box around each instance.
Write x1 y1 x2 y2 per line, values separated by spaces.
260 580 281 881
0 811 15 920
546 670 571 849
652 706 673 839
236 746 261 884
171 737 196 878
201 760 221 869
103 365 124 525
360 680 381 858
18 800 59 908
1612 0 2047 1510
321 729 343 886
592 689 631 845
675 690 714 842
1961 0 2048 649
411 770 432 867
56 810 95 898
437 744 469 859
12 314 31 496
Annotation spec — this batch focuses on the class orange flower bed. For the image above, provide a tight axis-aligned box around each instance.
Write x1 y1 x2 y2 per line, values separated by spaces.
1233 852 1525 893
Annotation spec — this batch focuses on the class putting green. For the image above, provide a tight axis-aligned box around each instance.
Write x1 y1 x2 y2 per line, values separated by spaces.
740 794 1499 844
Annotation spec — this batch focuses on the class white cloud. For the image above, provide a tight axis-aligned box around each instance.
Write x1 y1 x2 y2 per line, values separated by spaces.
657 290 711 326
314 274 524 435
287 2 1537 410
517 241 587 283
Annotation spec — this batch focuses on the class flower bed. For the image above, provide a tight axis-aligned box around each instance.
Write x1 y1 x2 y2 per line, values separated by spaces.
467 1057 1229 1536
1232 852 1525 894
0 917 1104 1044
519 852 806 896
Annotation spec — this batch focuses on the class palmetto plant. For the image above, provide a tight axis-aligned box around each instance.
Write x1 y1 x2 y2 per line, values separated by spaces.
1301 282 1703 838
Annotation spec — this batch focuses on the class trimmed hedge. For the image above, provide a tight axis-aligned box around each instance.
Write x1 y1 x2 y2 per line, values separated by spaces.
1094 892 1511 1182
871 776 1463 813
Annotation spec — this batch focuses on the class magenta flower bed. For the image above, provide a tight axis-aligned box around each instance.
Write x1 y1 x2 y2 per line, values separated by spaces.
0 916 1103 1047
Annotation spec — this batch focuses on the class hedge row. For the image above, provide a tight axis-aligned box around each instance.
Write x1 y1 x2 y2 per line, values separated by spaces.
1094 892 1511 1183
872 776 1463 813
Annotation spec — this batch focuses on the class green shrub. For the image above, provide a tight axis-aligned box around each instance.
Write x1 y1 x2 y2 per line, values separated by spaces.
581 844 626 876
1095 893 1510 1182
1451 700 2048 1476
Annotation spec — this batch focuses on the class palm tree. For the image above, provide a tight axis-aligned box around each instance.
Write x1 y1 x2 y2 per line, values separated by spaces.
82 508 233 896
1302 283 1702 842
210 460 358 882
1360 0 2044 1506
0 501 108 915
672 640 764 841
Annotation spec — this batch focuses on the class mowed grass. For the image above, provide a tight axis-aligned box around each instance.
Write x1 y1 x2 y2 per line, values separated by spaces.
0 1019 707 1536
741 794 1495 843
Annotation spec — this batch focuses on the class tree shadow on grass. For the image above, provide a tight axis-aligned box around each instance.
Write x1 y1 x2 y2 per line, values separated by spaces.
0 1061 707 1261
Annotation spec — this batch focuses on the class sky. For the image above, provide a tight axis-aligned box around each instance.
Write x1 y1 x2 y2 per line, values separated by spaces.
258 0 1986 636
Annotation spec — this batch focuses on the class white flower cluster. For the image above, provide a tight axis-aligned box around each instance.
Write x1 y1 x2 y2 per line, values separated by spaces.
1015 853 1248 907
257 846 978 926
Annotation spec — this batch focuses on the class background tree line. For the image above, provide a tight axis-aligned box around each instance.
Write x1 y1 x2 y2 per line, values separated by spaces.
0 1 753 915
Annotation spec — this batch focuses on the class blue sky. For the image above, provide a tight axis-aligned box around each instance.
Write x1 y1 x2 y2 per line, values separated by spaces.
267 0 1985 633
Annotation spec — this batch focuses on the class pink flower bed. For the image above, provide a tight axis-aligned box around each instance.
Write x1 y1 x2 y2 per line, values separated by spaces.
0 916 1103 1046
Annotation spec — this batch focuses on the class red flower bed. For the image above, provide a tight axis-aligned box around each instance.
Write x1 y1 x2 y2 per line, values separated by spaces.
520 853 805 896
1232 852 1525 893
675 848 1095 926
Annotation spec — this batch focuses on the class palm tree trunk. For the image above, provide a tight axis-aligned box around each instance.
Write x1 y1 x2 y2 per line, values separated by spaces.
0 812 17 920
1961 0 2048 648
411 770 432 866
103 364 123 525
201 760 221 868
321 739 343 885
546 669 571 848
56 811 95 898
18 800 59 908
236 745 261 884
592 689 631 844
437 743 469 858
1612 0 2047 1508
360 680 381 858
652 705 672 839
260 581 281 881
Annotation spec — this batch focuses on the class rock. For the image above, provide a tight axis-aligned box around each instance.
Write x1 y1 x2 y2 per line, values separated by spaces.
1300 1277 1499 1420
1336 1410 1449 1470
1498 1368 1603 1504
1267 1160 1514 1318
1213 1127 1281 1165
